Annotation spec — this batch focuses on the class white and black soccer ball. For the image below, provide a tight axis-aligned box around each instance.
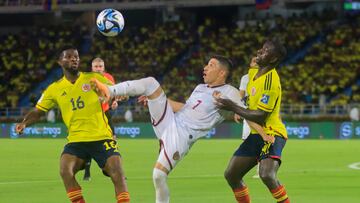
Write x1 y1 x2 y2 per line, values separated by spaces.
96 8 125 37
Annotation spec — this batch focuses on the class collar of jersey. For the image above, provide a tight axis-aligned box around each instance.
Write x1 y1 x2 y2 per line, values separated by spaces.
63 72 83 85
207 83 226 88
253 68 275 81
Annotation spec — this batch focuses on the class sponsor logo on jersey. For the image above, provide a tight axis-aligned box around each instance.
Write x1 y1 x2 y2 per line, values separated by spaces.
260 94 270 104
82 84 91 92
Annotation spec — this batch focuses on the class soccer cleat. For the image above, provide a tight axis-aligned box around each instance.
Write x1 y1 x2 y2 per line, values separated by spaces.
90 78 111 103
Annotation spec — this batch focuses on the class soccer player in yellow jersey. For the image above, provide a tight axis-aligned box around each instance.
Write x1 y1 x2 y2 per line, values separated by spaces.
15 48 130 203
215 38 290 203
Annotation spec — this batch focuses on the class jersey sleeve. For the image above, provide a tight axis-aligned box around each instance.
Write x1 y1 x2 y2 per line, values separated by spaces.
256 84 280 113
35 86 56 112
225 86 246 108
239 74 249 91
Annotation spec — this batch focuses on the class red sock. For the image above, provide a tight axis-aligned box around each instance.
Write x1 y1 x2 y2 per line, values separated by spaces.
233 186 250 203
67 188 85 203
116 191 130 203
271 185 290 203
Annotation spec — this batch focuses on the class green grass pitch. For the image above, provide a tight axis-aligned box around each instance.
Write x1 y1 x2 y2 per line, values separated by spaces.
0 139 359 203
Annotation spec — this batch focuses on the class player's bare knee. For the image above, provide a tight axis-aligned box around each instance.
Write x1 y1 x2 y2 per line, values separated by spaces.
59 168 74 179
106 166 121 178
224 168 237 183
142 77 162 99
224 169 231 181
259 170 276 183
142 76 158 84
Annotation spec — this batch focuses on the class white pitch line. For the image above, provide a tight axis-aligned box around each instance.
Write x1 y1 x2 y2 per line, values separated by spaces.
0 175 223 185
0 180 60 185
130 174 223 180
348 162 360 170
1 166 357 185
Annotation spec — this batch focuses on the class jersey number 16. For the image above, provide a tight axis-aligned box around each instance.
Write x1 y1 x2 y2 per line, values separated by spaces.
70 96 85 111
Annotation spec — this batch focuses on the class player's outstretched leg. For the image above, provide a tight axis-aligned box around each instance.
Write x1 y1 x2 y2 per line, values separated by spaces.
224 156 257 203
259 158 290 203
91 77 161 102
153 167 170 203
83 160 91 181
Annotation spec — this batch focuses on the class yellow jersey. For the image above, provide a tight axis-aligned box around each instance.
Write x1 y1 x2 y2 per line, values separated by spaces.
36 72 113 143
247 68 287 138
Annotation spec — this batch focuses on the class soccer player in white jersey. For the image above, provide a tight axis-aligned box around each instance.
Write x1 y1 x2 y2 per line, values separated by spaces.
235 58 260 178
91 55 273 203
235 73 251 140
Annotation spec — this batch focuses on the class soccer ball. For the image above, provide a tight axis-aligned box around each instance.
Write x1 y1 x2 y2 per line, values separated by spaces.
96 8 125 37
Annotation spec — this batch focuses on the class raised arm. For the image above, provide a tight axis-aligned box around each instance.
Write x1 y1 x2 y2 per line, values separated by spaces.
15 108 46 134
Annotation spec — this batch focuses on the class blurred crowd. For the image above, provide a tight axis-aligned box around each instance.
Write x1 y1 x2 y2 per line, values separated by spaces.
85 21 195 82
280 19 360 105
0 13 359 109
0 25 86 108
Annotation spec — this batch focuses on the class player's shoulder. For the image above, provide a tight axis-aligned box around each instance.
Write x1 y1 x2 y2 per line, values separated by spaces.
82 71 102 78
223 84 239 94
241 74 249 81
240 74 249 86
248 67 258 74
47 77 65 90
212 84 239 97
263 68 280 91
194 84 207 90
248 68 258 79
54 77 64 83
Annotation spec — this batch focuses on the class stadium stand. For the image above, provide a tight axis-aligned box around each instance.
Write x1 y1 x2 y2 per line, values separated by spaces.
0 1 358 121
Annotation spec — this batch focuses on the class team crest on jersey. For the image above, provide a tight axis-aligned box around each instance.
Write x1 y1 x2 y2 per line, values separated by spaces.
251 87 256 96
82 84 91 92
173 151 180 160
260 94 270 104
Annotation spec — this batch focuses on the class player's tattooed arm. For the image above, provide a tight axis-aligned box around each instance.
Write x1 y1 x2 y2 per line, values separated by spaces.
15 108 46 134
168 99 185 113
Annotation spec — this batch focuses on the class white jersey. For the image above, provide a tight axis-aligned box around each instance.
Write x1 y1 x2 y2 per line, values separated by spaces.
239 74 249 94
239 74 250 139
175 84 244 140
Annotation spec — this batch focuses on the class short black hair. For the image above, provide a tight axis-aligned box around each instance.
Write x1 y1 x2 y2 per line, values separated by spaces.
57 46 78 60
209 54 234 70
268 37 287 62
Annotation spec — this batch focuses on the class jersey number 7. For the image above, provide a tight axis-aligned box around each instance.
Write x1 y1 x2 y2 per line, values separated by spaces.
192 100 202 109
